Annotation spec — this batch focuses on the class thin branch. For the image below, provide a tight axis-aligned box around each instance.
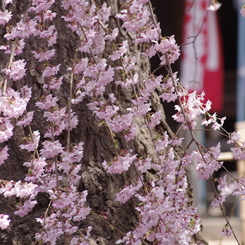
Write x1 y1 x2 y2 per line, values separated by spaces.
66 49 78 152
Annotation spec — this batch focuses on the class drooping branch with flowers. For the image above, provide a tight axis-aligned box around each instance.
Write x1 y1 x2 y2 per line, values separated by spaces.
0 0 244 244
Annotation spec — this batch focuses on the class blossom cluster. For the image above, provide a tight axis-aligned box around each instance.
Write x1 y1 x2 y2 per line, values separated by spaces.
0 0 90 243
0 0 244 244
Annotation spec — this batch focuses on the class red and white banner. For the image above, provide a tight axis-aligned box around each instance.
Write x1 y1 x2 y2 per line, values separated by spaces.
180 0 224 112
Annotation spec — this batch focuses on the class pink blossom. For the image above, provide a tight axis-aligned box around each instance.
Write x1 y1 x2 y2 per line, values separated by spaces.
42 64 60 77
73 58 88 74
14 199 37 217
1 39 25 55
0 146 9 166
95 105 119 120
43 75 63 90
233 187 245 198
131 103 151 117
30 0 55 13
48 31 57 46
15 20 33 38
4 19 37 39
0 214 10 230
202 113 226 131
105 28 119 41
21 86 32 102
108 113 133 133
0 88 28 118
36 189 90 244
230 146 245 160
44 122 66 138
217 175 227 191
211 195 225 207
24 157 47 183
109 41 128 61
36 94 58 110
60 142 84 173
1 180 38 198
69 165 82 185
40 140 64 158
20 130 40 152
169 137 184 146
116 179 142 203
227 131 241 144
32 49 55 62
148 111 161 129
97 66 114 87
193 143 222 180
103 152 137 174
212 116 226 130
0 0 236 243
155 36 180 65
2 59 26 81
124 124 137 142
159 74 178 102
0 10 12 25
136 23 160 44
17 111 34 127
35 10 57 22
116 4 150 33
116 74 138 88
35 25 57 38
135 158 152 173
155 132 169 152
0 118 13 143
221 224 232 237
44 107 78 133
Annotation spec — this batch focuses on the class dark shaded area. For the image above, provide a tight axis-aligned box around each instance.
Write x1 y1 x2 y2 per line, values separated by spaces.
150 0 185 132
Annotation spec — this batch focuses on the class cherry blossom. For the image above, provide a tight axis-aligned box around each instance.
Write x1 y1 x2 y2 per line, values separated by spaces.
14 198 38 217
0 180 38 198
221 224 233 237
2 60 26 81
24 157 47 183
0 214 10 230
156 36 180 65
0 146 9 166
30 0 55 13
36 94 58 110
115 179 142 203
20 130 40 152
17 111 34 127
42 64 61 77
148 111 161 129
0 88 28 118
32 49 56 62
192 143 222 180
0 10 12 25
0 0 243 244
103 151 137 174
40 140 64 158
43 76 63 90
0 118 13 143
